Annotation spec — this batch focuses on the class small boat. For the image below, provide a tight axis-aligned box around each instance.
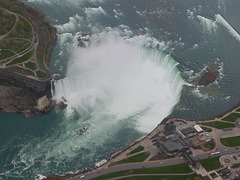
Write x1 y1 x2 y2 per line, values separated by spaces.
76 127 88 135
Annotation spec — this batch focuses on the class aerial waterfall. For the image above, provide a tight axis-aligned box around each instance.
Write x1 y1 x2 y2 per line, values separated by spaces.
54 39 183 132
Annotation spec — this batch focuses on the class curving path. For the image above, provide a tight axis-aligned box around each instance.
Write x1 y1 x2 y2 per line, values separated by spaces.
0 7 52 81
0 9 18 41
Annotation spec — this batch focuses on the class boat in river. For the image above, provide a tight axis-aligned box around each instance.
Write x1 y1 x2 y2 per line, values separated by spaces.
76 127 88 135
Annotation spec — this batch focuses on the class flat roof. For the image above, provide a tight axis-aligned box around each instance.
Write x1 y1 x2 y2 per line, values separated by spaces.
158 134 189 153
194 125 203 132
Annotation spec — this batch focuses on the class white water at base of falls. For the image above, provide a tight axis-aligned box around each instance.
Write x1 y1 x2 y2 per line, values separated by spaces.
54 38 183 133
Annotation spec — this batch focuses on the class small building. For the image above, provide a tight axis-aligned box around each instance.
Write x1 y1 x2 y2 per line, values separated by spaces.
164 121 176 135
95 159 107 167
180 127 197 138
193 125 203 133
157 134 189 155
176 125 196 138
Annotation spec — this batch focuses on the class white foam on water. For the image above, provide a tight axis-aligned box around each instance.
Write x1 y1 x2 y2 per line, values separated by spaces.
27 0 105 5
187 9 194 20
197 15 217 34
57 14 84 34
215 14 240 42
54 37 183 132
84 6 107 18
9 0 185 178
191 87 209 100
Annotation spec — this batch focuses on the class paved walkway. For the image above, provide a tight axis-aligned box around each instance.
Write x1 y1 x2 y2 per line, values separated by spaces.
0 9 18 41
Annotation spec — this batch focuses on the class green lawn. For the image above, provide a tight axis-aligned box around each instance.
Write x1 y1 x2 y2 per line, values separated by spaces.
203 140 215 150
201 126 212 132
92 163 193 180
132 163 192 174
13 66 35 77
0 9 16 35
117 152 150 164
36 49 48 72
36 70 47 79
220 136 240 147
222 113 240 122
232 163 240 169
149 152 172 161
121 174 202 180
6 17 33 39
129 146 144 155
201 121 235 129
237 109 240 112
0 4 53 80
92 170 129 180
199 156 221 171
25 61 37 70
0 50 15 60
6 50 33 66
0 39 31 53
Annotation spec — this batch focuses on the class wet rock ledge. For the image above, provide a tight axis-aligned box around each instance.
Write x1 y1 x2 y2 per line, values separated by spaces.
0 68 53 118
198 59 222 86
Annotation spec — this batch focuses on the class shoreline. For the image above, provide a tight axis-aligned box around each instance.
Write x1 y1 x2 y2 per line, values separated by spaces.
45 101 240 180
0 0 57 117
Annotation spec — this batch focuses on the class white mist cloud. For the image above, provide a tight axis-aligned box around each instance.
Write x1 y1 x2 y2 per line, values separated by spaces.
55 38 183 132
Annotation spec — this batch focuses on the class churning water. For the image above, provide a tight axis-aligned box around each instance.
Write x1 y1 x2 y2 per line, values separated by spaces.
1 0 240 179
54 38 183 132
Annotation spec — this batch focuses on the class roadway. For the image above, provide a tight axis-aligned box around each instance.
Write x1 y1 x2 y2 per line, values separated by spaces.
70 158 186 180
70 128 240 180
71 146 240 180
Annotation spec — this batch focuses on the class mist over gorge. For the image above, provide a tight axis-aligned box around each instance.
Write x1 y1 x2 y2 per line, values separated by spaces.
54 38 183 132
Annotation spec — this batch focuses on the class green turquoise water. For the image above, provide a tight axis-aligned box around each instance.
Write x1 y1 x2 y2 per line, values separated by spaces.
1 0 240 179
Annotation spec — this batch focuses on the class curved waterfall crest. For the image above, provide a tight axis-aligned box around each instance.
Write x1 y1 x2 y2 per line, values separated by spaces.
54 39 183 132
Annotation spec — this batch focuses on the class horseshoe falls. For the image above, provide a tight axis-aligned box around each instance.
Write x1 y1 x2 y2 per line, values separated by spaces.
54 39 183 132
1 0 240 179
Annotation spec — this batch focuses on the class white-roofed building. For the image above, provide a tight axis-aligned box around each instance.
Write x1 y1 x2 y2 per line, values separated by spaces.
193 125 203 133
95 159 107 167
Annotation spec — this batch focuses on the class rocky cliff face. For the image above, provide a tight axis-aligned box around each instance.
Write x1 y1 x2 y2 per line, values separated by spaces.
0 68 52 118
0 68 51 95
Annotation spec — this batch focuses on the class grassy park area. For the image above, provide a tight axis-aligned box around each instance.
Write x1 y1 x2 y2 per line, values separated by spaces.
128 146 144 155
0 7 16 35
199 156 221 171
93 163 193 180
120 174 202 180
25 61 37 70
220 136 240 147
0 1 56 80
6 50 33 66
232 163 240 169
117 152 150 164
0 50 15 60
201 121 235 129
222 113 240 122
6 16 32 39
201 126 212 132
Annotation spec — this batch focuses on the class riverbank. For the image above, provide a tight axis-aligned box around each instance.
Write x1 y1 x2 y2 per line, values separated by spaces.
43 101 240 180
0 0 57 117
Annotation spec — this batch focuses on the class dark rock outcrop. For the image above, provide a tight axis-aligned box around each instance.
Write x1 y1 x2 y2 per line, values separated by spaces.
0 68 52 117
77 35 90 48
198 59 222 86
